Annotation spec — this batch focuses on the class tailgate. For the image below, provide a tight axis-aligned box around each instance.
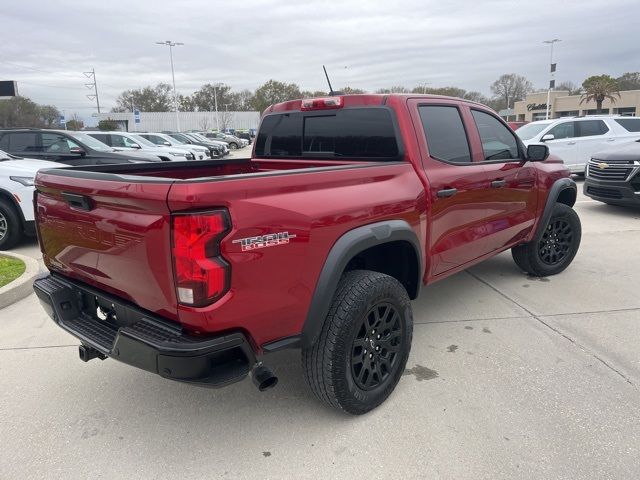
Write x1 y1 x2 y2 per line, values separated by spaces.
35 172 179 321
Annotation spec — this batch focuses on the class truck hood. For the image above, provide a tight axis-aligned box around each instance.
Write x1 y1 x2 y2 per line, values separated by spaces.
0 158 66 175
592 140 640 162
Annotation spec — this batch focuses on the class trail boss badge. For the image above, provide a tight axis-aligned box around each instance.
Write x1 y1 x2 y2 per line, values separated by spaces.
232 232 297 251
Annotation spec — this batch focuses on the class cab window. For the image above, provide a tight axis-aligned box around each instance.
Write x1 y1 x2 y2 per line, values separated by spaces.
418 105 471 163
471 110 519 160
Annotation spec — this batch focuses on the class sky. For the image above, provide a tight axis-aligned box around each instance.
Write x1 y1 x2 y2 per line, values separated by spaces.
1 0 638 124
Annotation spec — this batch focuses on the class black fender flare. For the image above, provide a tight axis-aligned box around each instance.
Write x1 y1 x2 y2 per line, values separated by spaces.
300 219 422 349
534 177 577 241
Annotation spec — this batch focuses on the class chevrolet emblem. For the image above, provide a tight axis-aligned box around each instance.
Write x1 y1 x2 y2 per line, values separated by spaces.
598 162 608 170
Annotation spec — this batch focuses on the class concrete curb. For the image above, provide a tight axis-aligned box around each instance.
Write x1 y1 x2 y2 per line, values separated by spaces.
0 251 40 309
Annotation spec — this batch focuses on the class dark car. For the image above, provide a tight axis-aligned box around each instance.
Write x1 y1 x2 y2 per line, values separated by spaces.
584 140 640 207
0 129 160 165
168 132 227 157
233 130 253 145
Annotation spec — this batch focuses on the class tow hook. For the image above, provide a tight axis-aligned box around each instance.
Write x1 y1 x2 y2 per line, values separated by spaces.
251 363 278 391
78 345 106 362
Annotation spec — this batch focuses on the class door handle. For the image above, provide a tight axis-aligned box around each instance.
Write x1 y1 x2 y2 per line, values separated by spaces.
491 180 506 188
567 142 576 145
606 138 616 142
437 188 457 198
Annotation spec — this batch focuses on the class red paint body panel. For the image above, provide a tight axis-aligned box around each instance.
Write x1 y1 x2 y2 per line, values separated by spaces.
35 94 571 353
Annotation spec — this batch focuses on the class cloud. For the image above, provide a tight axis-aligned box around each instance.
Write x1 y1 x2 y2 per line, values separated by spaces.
1 0 637 120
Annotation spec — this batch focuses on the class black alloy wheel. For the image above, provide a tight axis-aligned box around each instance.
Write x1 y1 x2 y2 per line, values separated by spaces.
351 303 403 390
538 219 573 265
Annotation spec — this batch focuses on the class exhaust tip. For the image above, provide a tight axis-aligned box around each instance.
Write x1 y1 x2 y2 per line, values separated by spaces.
251 363 278 392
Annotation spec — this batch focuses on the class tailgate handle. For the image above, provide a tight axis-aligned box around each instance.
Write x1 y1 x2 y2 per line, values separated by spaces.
62 192 94 211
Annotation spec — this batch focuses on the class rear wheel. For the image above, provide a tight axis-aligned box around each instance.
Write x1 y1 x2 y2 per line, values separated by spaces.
512 203 581 276
0 199 23 250
302 270 413 415
229 142 238 150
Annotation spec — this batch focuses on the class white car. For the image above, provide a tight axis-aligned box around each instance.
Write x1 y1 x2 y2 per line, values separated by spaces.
87 132 194 162
516 116 640 174
136 133 211 160
0 150 65 250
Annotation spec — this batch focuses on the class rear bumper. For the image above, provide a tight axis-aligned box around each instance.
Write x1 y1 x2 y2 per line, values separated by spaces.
584 178 640 207
33 274 256 387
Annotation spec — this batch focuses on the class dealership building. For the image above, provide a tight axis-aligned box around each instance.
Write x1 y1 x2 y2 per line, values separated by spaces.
512 89 640 122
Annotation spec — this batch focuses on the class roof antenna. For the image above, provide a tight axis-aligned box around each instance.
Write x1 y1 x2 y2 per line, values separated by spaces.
323 65 335 95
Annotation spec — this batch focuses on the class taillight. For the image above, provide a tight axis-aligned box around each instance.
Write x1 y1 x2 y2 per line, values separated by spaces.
300 96 343 111
172 210 231 307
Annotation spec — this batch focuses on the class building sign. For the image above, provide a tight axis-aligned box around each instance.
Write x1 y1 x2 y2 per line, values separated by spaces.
527 103 548 111
0 81 18 97
134 109 141 124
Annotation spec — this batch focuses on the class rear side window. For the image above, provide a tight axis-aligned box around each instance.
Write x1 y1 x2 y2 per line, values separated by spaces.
614 118 640 132
418 105 471 163
4 132 38 152
471 110 519 160
578 120 608 137
255 108 400 160
90 133 110 145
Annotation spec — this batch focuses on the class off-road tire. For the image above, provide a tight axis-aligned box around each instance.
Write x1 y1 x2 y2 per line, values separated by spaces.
302 270 413 415
512 203 581 277
0 198 23 250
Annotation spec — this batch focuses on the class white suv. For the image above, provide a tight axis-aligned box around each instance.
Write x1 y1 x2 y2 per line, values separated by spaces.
516 116 640 173
0 149 65 249
87 132 194 162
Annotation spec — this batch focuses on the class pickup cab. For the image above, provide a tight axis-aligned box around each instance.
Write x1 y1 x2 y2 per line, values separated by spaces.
33 94 581 414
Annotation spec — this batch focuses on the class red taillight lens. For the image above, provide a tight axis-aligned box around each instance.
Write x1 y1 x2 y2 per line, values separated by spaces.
172 210 231 307
300 96 343 111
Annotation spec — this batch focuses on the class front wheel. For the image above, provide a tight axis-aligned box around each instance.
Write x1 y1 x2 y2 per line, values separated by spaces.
512 203 581 276
302 270 413 415
228 142 238 150
0 199 23 250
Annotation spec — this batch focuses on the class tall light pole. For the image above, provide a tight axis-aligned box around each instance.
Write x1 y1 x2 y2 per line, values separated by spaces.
156 40 183 131
543 39 561 120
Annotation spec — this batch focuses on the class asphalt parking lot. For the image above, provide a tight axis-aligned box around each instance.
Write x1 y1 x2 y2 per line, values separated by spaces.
1 177 639 480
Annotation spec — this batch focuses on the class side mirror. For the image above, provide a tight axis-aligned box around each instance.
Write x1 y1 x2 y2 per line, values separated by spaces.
163 141 171 146
541 134 555 142
69 146 86 156
129 143 141 149
527 144 549 162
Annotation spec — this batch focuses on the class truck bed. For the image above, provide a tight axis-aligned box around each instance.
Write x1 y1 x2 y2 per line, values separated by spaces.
41 157 378 182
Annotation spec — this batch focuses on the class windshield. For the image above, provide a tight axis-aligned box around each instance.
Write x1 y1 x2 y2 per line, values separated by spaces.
190 133 209 142
129 134 158 148
67 132 113 151
515 122 551 141
166 134 185 144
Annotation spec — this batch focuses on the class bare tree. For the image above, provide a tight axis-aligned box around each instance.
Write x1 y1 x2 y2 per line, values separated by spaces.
490 74 534 110
219 110 234 131
198 117 210 131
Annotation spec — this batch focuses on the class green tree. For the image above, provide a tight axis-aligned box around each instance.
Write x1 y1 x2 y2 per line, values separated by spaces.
251 80 302 112
65 119 84 131
490 74 533 110
615 72 640 91
580 75 620 113
112 83 173 112
376 86 409 94
228 89 255 111
0 96 61 128
339 87 365 94
98 119 119 131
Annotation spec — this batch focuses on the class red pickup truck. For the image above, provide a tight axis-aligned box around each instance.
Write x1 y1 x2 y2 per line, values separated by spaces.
33 94 581 414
